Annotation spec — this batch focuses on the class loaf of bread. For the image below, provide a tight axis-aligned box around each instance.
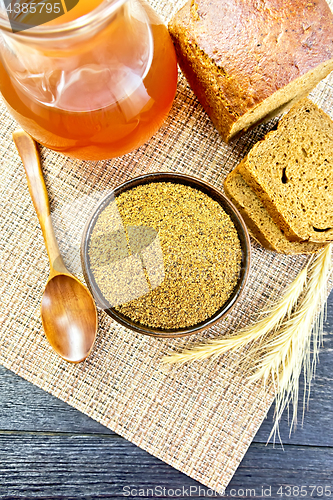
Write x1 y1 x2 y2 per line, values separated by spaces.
224 167 325 254
238 98 333 243
169 0 333 142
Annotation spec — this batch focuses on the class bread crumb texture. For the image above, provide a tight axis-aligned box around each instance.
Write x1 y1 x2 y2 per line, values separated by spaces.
224 166 325 254
238 98 333 243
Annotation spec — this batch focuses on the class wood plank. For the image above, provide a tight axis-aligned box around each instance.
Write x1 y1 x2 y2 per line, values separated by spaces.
255 331 333 446
256 291 333 445
0 293 332 446
228 443 333 499
0 294 332 500
0 364 113 435
0 434 332 499
1 342 332 446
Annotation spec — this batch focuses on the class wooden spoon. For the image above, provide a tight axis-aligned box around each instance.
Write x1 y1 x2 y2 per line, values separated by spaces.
13 129 98 363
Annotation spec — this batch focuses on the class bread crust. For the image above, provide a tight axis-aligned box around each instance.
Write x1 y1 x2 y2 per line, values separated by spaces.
224 166 324 254
169 0 333 141
237 154 304 242
237 98 333 243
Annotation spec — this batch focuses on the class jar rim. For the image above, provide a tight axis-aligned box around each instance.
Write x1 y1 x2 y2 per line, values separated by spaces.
0 0 127 37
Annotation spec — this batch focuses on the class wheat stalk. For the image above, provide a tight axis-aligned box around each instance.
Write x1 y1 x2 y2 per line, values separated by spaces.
250 243 332 440
163 244 332 440
163 262 309 364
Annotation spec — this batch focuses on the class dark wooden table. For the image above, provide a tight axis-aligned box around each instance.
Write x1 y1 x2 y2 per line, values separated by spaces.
1 293 332 500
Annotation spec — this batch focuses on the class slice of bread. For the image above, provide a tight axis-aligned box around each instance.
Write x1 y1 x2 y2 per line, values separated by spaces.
168 0 333 143
237 98 333 243
224 167 325 254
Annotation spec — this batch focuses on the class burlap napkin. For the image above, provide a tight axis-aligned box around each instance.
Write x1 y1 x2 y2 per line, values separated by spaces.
1 0 333 492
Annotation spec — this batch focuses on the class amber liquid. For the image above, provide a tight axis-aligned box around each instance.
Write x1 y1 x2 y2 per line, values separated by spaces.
0 1 177 160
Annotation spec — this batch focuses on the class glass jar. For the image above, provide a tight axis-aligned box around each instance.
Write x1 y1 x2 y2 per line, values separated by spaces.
0 0 178 160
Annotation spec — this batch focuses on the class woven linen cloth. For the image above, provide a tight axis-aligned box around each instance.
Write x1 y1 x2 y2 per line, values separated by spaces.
1 0 333 493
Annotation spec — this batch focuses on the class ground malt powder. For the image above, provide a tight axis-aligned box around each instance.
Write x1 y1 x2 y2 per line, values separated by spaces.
88 182 242 329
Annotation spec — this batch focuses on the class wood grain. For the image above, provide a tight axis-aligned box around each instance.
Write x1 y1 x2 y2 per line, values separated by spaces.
12 129 98 363
0 434 332 499
12 130 65 274
0 292 332 499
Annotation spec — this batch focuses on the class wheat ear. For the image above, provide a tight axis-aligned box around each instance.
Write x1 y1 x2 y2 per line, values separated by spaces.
250 243 332 439
163 263 309 364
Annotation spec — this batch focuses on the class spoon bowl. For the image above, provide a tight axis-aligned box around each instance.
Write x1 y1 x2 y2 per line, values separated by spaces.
41 274 97 363
13 129 98 363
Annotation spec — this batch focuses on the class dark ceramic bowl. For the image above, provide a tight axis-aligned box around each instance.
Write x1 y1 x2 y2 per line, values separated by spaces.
81 172 251 338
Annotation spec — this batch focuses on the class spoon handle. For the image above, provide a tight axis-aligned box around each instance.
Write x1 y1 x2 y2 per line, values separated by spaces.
13 129 67 275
